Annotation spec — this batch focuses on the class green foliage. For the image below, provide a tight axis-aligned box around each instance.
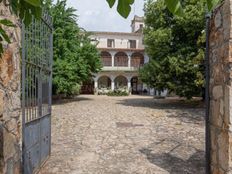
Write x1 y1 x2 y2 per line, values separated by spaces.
164 0 183 16
0 19 15 53
140 0 205 99
0 0 42 56
7 0 42 25
106 0 221 18
106 0 134 18
0 0 222 56
107 89 129 96
50 0 101 96
206 0 221 11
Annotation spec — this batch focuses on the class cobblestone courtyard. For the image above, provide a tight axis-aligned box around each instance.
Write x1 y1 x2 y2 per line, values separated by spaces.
39 95 205 174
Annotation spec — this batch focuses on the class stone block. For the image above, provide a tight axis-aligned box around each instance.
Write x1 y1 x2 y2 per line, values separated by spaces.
211 165 219 174
211 126 218 151
227 42 232 62
220 99 225 115
211 100 223 127
224 85 232 126
3 131 17 160
213 85 223 100
229 132 232 169
215 10 222 29
211 62 225 85
0 90 4 117
218 131 229 171
0 49 14 88
223 0 231 15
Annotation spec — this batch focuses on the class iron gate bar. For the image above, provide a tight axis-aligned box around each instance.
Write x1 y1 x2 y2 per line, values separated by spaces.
22 12 53 174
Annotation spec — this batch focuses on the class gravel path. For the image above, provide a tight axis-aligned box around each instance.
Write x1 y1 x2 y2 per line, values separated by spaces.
39 95 205 174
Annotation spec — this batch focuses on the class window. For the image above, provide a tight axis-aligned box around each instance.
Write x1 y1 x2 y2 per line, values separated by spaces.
129 40 136 49
139 24 144 29
107 39 115 48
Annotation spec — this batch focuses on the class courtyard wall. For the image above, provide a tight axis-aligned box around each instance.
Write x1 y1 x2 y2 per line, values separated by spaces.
0 2 22 174
209 0 232 173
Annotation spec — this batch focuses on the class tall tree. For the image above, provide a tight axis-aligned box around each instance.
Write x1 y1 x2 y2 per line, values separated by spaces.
50 0 101 96
140 0 205 99
0 0 221 56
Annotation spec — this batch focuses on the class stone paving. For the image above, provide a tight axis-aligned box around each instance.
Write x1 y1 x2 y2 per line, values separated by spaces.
39 95 205 174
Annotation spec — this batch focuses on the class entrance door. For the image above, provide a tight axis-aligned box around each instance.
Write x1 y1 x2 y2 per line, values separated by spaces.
131 77 138 94
22 13 53 174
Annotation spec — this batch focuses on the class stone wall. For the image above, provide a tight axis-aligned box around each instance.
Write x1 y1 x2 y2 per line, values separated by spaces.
0 2 21 174
209 0 232 173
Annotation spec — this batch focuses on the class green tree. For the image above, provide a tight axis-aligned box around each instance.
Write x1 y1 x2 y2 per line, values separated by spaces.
140 0 205 99
0 0 221 55
50 0 101 96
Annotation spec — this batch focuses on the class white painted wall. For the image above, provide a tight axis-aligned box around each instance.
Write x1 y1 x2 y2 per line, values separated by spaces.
90 33 144 49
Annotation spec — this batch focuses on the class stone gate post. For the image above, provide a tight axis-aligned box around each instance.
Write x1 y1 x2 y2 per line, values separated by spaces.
0 2 22 174
209 0 232 173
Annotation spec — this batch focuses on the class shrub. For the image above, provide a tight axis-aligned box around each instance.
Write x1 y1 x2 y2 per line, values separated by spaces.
71 84 81 95
107 89 129 96
97 88 110 95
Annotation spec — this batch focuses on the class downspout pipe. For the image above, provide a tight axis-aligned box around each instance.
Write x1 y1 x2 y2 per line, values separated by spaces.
205 12 211 174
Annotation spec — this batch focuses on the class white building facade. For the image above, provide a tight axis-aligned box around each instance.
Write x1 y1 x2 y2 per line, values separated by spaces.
82 16 167 96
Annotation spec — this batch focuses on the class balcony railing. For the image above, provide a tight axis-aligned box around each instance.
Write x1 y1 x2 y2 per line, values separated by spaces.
102 66 142 71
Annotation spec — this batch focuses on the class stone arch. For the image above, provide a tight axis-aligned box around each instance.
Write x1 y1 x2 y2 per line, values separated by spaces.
131 52 144 67
114 75 128 89
98 75 111 89
101 51 112 66
114 52 128 67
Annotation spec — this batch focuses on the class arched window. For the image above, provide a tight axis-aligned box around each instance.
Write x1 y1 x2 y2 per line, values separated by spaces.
101 51 112 66
114 52 128 67
131 52 144 67
98 76 111 89
115 75 127 89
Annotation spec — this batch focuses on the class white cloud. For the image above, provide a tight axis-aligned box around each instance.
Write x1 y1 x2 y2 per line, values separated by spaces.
66 0 145 32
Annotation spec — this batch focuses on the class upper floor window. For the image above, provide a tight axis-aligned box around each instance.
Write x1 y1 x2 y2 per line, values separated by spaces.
107 39 115 48
129 40 136 49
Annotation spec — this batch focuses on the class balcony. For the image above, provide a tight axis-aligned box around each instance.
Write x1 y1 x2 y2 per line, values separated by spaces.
102 66 140 72
100 51 144 72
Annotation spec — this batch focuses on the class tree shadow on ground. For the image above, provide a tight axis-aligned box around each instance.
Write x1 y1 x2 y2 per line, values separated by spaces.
52 96 93 105
164 110 204 125
117 97 205 125
117 97 204 109
140 148 205 174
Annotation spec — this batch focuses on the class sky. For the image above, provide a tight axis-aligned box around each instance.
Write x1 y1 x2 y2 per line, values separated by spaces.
66 0 145 32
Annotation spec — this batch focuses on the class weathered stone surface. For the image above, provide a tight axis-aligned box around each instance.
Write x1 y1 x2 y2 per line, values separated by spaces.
218 131 229 170
211 100 223 127
213 85 223 100
0 90 4 117
0 50 14 87
220 99 224 115
39 95 205 174
209 0 232 173
215 10 222 29
224 85 232 126
0 2 21 174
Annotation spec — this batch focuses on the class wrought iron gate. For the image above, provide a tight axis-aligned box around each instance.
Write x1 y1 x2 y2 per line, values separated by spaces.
22 13 53 174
